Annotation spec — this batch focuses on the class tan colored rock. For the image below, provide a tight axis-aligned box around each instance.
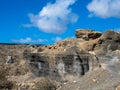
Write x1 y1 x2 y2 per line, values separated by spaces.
92 78 97 83
116 85 120 90
75 29 102 40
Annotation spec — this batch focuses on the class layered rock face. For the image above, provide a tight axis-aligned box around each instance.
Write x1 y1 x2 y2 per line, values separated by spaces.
23 31 102 80
0 29 120 90
75 29 102 40
76 30 120 54
23 29 120 80
24 46 92 79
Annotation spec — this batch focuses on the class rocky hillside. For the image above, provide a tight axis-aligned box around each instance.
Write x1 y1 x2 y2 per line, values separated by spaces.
0 29 120 90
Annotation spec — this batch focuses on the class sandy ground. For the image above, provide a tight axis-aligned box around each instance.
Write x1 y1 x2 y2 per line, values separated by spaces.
58 65 120 90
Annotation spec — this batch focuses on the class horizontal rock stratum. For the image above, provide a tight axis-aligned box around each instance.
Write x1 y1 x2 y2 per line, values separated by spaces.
75 29 102 40
0 29 120 90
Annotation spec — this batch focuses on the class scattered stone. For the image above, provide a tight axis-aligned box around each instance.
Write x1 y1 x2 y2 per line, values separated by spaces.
6 56 14 64
92 78 97 83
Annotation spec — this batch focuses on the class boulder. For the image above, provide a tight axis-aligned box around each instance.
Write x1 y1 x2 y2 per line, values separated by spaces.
6 56 14 64
96 30 120 51
75 29 102 40
78 30 120 53
101 30 120 41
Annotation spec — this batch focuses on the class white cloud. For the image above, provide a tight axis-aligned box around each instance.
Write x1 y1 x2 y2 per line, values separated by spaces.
87 0 120 18
52 36 62 42
12 37 47 43
29 0 78 34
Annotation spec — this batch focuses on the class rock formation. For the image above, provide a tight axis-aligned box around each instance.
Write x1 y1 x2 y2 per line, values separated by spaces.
0 29 120 90
75 29 102 40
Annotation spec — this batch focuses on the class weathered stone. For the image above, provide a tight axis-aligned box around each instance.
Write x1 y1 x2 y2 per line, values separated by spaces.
75 29 102 40
24 45 100 80
78 30 120 53
6 56 14 64
101 30 120 41
116 85 120 90
100 30 120 51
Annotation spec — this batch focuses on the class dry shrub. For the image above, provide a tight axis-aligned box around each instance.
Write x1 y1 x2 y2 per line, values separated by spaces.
34 77 57 90
9 61 30 76
0 66 14 89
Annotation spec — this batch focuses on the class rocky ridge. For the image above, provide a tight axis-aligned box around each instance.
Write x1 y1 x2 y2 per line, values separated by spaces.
0 29 120 90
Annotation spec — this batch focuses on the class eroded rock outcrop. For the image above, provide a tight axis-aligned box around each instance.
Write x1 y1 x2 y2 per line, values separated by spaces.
77 30 120 55
75 29 102 40
24 43 100 81
100 30 120 51
0 29 120 90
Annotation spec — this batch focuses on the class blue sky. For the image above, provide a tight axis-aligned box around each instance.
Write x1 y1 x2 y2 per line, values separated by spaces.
0 0 120 44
